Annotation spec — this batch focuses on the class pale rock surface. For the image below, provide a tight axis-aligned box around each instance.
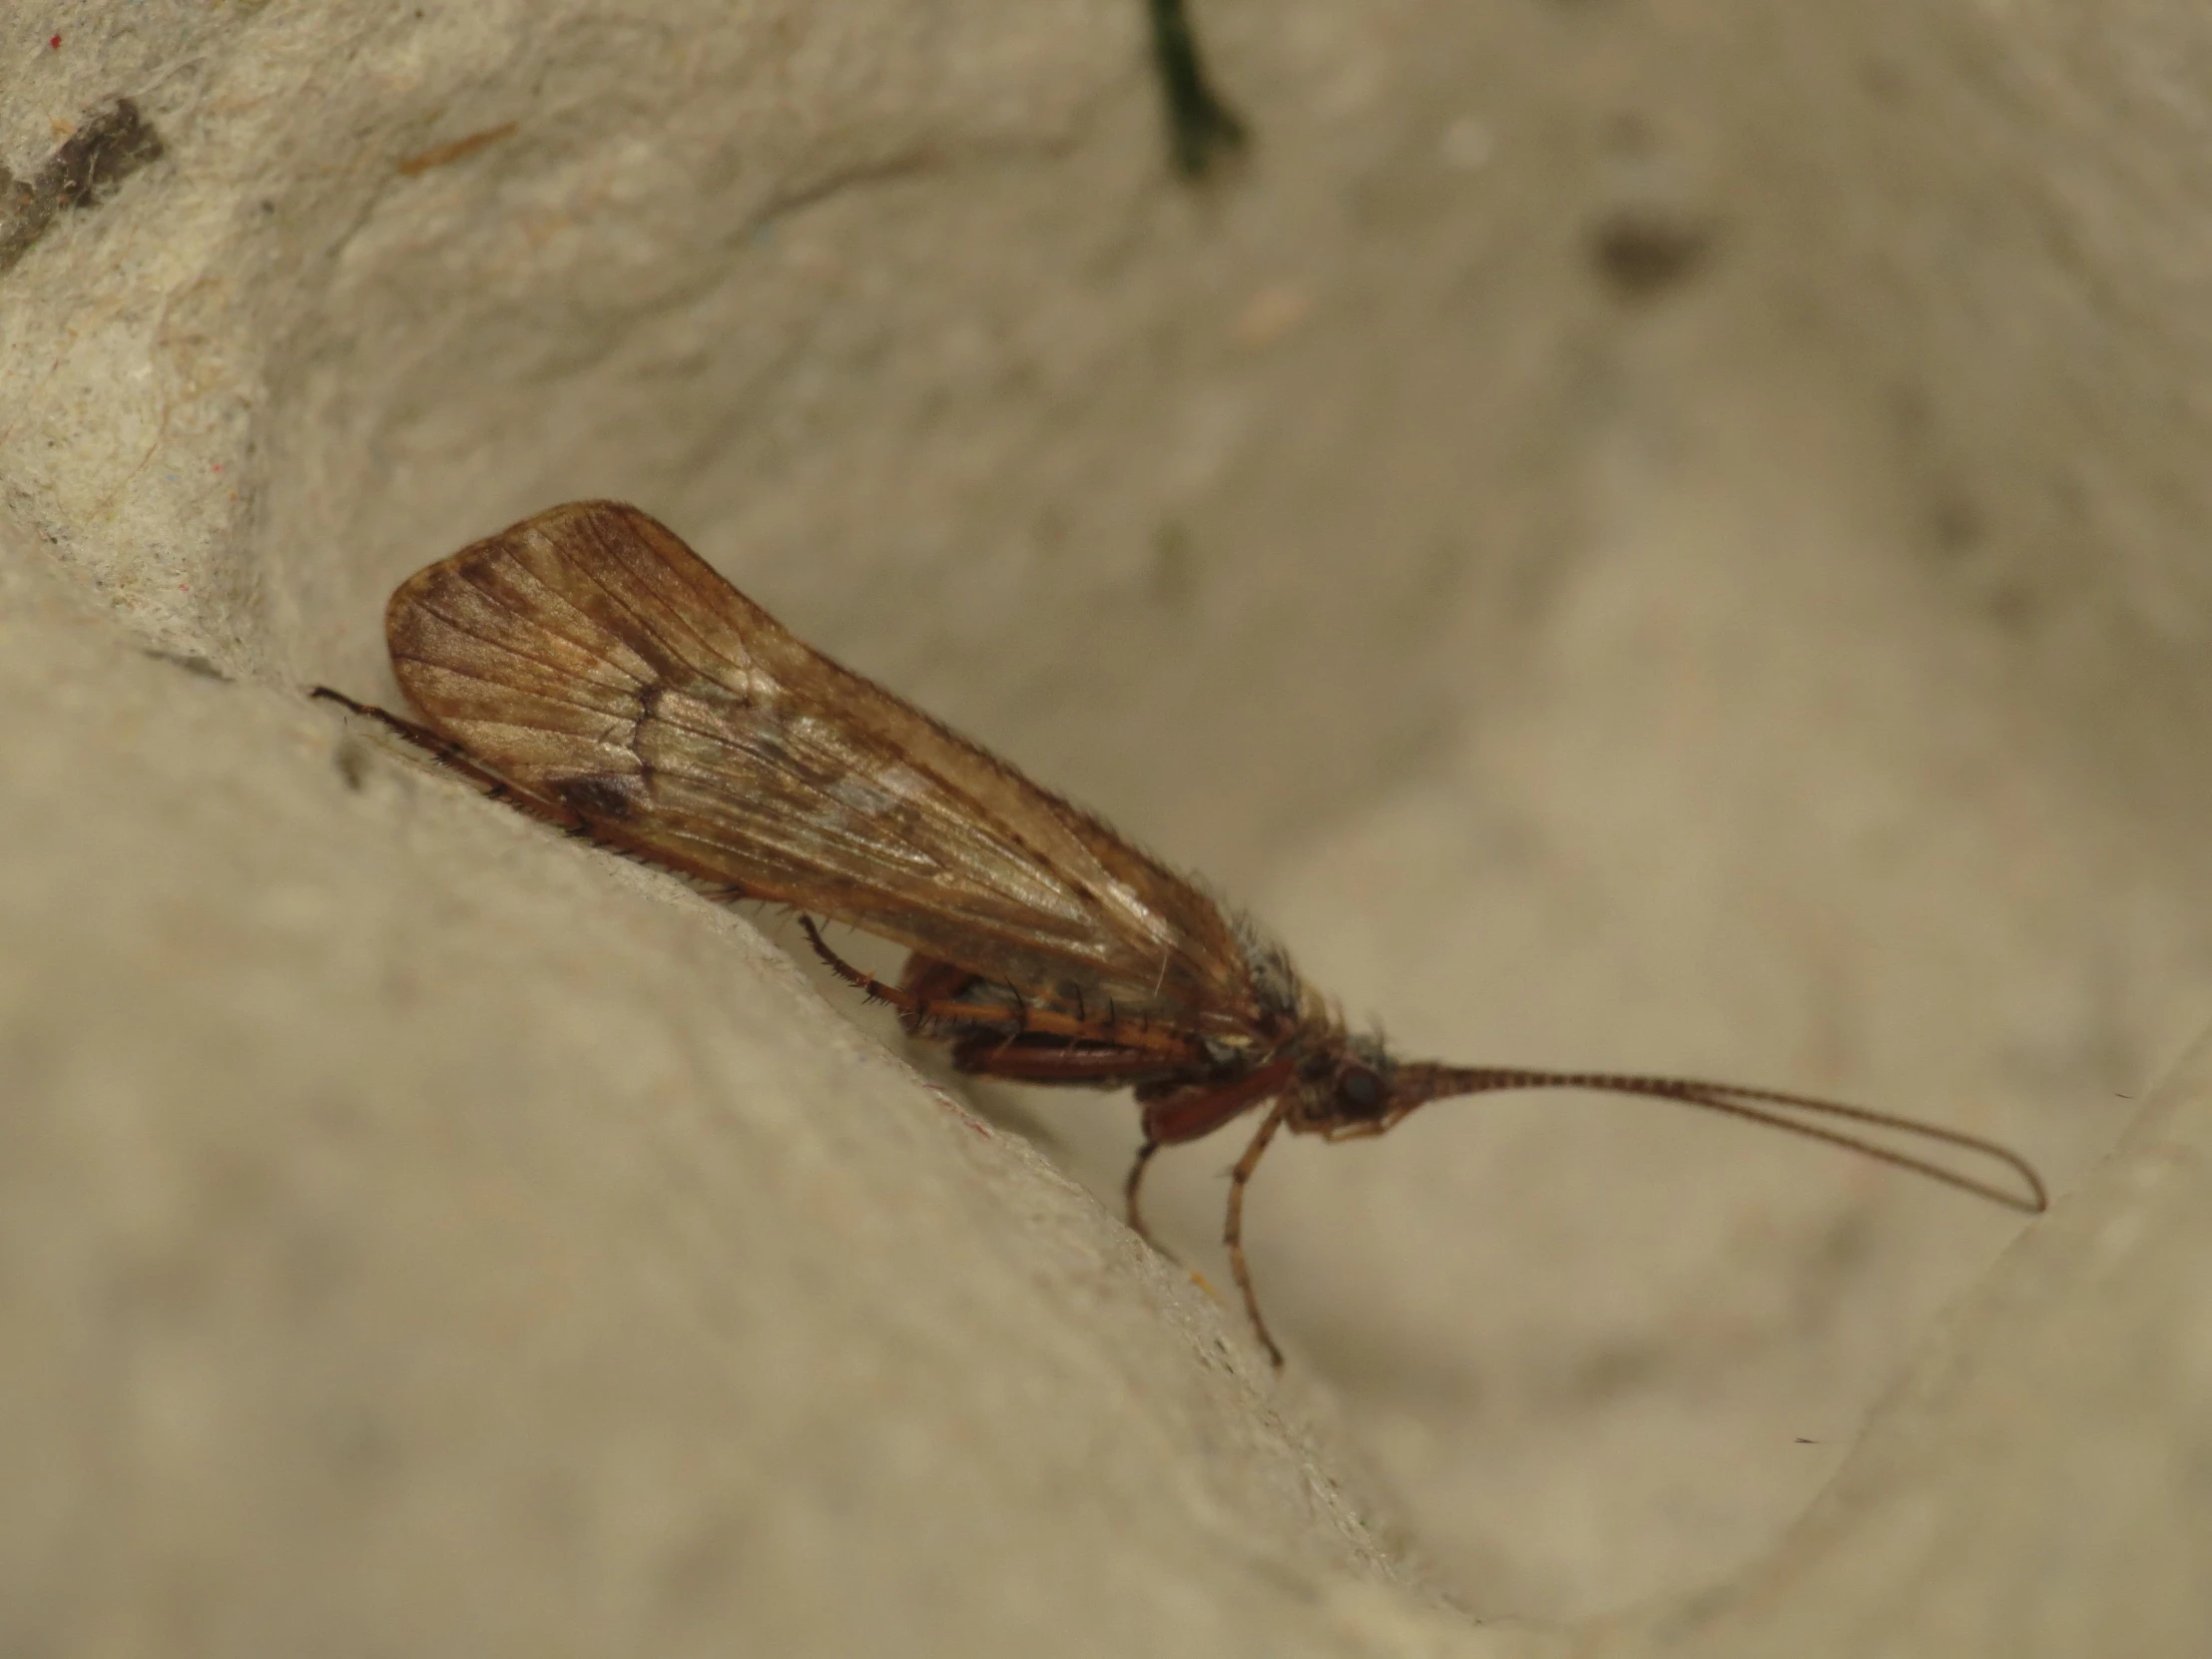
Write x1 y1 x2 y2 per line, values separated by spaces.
3 0 2210 1653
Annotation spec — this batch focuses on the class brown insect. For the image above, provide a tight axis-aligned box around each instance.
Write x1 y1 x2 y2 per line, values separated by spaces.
316 500 2048 1366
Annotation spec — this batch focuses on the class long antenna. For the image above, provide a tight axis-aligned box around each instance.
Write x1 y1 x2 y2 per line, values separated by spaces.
1391 1065 2048 1213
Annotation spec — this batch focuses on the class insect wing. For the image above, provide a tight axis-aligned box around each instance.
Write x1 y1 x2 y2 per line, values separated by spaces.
383 501 1262 1033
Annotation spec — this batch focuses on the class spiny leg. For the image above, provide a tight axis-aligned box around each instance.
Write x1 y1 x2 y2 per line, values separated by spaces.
797 917 1012 1031
311 687 489 782
898 955 980 1034
310 687 582 831
803 920 1206 1067
800 915 921 1008
1223 1096 1294 1369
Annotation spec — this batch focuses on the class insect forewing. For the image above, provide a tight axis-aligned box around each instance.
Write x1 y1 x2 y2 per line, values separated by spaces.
384 501 1262 1033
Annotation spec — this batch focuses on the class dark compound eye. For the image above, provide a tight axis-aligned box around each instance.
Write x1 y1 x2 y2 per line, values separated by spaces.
1340 1066 1384 1114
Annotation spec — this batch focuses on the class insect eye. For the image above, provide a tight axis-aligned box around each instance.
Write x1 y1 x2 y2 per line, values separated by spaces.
1340 1066 1384 1114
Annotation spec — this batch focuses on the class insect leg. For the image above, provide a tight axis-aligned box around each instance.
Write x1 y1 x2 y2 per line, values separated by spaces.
1224 1095 1294 1368
1124 1136 1161 1246
949 1037 1198 1082
310 687 584 830
986 981 1033 1061
806 926 1213 1067
897 956 980 1034
800 918 1034 1033
800 916 931 1013
1137 1056 1299 1144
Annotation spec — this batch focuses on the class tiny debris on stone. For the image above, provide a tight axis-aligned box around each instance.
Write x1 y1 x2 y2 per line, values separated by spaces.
140 648 228 682
395 121 518 178
0 98 166 276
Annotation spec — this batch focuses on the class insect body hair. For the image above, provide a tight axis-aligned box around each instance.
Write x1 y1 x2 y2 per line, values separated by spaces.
1227 904 1310 1029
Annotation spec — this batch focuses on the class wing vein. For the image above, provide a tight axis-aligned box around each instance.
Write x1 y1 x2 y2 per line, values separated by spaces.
394 640 643 726
449 551 659 684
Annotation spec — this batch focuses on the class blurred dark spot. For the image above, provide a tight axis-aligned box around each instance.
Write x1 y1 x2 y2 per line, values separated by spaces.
1151 520 1197 610
1590 207 1714 300
142 648 227 682
334 735 373 793
1982 579 2038 630
1572 1339 1662 1400
333 1407 400 1475
1601 110 1659 159
657 1509 754 1617
1147 0 1247 180
1932 495 1983 553
1862 57 1906 104
1889 378 1933 439
1809 1206 1875 1284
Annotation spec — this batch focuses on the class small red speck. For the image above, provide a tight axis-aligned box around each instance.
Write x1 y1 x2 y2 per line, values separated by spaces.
49 35 62 50
211 462 223 474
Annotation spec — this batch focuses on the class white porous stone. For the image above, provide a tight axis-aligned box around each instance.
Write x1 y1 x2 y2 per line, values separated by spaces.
5 1 2212 1652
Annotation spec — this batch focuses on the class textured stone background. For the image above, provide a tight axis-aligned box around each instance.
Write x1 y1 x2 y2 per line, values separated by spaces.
5 1 2211 1653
